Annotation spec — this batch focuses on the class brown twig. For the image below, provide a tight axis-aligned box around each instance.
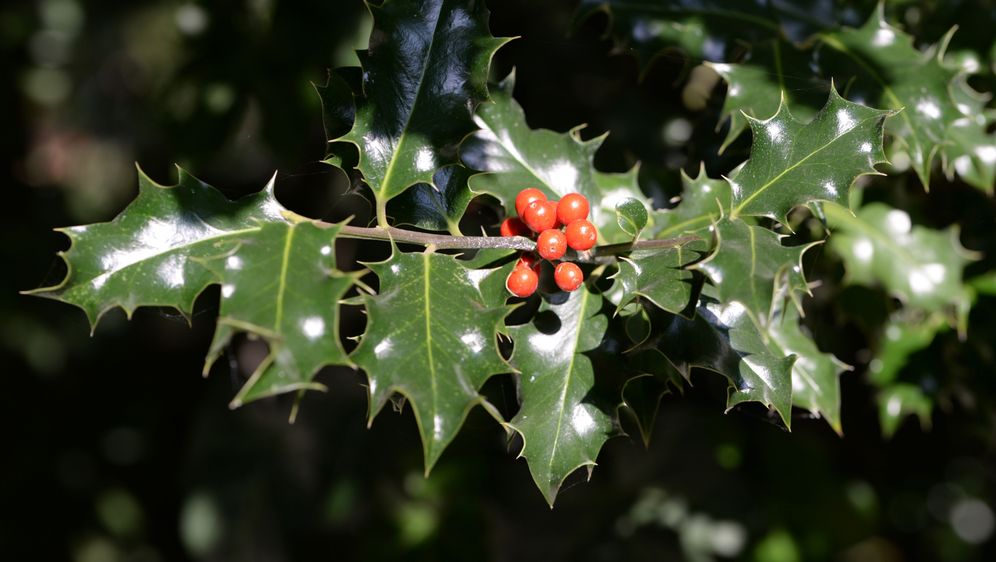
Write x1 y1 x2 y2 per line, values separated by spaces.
336 224 697 262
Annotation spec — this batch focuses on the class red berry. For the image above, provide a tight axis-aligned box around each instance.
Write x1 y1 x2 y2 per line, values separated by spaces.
548 200 561 226
536 229 567 260
554 262 584 292
557 193 590 225
506 265 538 298
565 219 597 250
522 200 558 232
515 188 547 217
517 252 542 272
500 217 530 237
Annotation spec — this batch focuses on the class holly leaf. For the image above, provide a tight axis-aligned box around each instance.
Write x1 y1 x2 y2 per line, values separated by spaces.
620 372 674 448
867 312 947 387
708 39 825 151
462 73 650 244
878 383 932 437
315 68 360 169
621 341 690 447
727 87 892 222
577 0 846 71
202 221 357 407
386 164 475 233
697 218 815 329
614 243 700 315
577 0 779 66
969 271 996 296
825 202 975 314
645 292 795 428
942 77 996 193
26 167 285 328
335 0 509 222
819 7 965 188
594 167 652 243
651 165 730 239
351 251 511 474
767 305 848 433
508 288 615 506
615 197 649 239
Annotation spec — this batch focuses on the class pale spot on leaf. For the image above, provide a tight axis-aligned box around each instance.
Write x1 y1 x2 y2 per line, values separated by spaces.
885 210 911 234
374 338 392 358
916 99 941 120
301 316 325 340
571 405 595 436
765 121 784 142
853 239 874 262
836 109 855 135
460 330 484 354
873 28 896 46
415 147 434 172
975 145 996 164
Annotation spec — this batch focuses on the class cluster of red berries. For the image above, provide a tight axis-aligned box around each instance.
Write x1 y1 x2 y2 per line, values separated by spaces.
501 188 598 297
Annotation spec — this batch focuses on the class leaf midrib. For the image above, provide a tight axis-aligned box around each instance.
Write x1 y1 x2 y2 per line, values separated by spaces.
819 34 924 167
274 224 296 330
766 329 822 397
423 253 439 453
823 204 924 269
546 289 591 485
376 3 445 199
82 226 260 288
747 225 760 312
731 110 881 217
476 114 565 198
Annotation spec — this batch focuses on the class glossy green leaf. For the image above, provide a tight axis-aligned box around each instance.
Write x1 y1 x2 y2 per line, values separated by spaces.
651 166 730 239
508 288 615 506
621 335 691 447
621 372 673 448
825 202 975 314
462 73 650 244
878 383 932 437
820 7 966 187
708 39 824 151
202 221 357 407
941 77 996 193
577 0 779 65
351 251 511 473
26 168 285 328
868 312 947 387
577 0 845 69
697 218 814 329
615 197 649 239
614 243 700 315
335 0 508 223
594 168 651 243
727 87 891 222
767 305 848 433
969 271 996 296
645 292 795 428
386 165 475 234
316 68 359 169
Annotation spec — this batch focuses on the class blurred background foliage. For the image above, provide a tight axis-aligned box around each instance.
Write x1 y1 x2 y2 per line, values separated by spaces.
3 0 996 560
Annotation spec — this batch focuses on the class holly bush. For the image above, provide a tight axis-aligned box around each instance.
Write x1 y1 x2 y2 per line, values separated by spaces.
22 0 996 521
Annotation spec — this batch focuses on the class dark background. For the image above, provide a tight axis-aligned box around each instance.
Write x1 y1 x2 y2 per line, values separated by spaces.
3 1 996 560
